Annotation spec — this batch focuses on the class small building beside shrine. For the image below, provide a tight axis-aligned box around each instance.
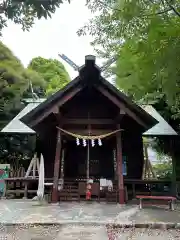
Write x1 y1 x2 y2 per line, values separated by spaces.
1 55 178 203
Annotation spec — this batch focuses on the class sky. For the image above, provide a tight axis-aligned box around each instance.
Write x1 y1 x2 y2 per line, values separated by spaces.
1 0 100 79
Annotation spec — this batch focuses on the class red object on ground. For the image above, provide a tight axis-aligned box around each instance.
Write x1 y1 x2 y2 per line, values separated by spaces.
136 195 176 200
86 190 91 200
106 227 116 240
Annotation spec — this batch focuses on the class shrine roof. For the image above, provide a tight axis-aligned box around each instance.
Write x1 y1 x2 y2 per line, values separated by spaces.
1 103 38 134
1 99 45 134
1 104 177 136
4 55 177 135
142 105 178 136
19 56 157 131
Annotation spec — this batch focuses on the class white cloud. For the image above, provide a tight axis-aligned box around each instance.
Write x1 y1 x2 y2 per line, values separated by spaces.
1 0 99 79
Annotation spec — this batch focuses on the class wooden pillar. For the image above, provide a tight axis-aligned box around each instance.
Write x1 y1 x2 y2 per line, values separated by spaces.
116 125 125 204
171 138 176 196
52 128 62 202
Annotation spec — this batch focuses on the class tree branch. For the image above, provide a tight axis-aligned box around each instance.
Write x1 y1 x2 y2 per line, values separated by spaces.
144 7 172 16
97 0 175 18
165 0 180 17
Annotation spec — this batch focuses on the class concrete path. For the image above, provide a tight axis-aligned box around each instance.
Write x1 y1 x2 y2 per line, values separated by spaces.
0 200 138 224
1 199 180 225
130 205 180 224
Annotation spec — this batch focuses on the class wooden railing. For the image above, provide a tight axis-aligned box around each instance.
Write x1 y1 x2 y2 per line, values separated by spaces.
124 179 174 199
2 177 178 201
62 178 123 203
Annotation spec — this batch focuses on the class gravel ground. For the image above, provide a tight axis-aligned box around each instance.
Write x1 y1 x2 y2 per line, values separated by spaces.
0 225 180 239
0 224 107 240
107 228 180 240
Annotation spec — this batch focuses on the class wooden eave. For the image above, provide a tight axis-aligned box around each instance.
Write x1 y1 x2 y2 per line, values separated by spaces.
20 76 81 127
97 77 158 129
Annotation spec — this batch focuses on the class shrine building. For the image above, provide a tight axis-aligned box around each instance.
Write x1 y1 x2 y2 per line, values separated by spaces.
1 55 178 204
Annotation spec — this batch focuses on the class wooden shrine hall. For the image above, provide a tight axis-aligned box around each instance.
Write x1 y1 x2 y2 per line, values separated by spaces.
20 55 159 204
2 55 177 204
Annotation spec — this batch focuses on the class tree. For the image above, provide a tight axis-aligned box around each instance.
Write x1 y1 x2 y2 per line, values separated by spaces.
80 1 180 48
0 0 70 34
79 0 180 130
0 41 47 169
0 43 71 171
0 41 46 129
0 43 70 127
80 0 180 178
28 57 71 96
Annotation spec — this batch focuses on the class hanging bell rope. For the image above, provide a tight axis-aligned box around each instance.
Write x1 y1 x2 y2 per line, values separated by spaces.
56 127 123 140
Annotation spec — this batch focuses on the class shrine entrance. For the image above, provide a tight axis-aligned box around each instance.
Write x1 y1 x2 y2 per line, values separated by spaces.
63 137 115 180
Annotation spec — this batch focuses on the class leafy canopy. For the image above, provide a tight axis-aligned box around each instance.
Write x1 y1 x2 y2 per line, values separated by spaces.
79 1 180 164
0 42 71 168
0 0 70 34
0 41 45 128
28 57 71 96
0 41 46 166
79 0 180 125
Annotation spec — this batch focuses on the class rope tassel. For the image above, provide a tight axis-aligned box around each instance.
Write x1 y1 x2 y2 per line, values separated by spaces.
83 139 86 147
98 139 102 146
91 139 95 147
76 138 80 145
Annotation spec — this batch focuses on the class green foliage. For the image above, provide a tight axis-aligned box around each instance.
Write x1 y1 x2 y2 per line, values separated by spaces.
0 134 36 169
80 0 180 135
80 1 180 184
114 2 180 131
28 57 71 96
0 41 45 129
0 41 70 127
0 41 46 169
0 0 70 34
0 42 71 170
154 160 172 180
22 69 46 98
